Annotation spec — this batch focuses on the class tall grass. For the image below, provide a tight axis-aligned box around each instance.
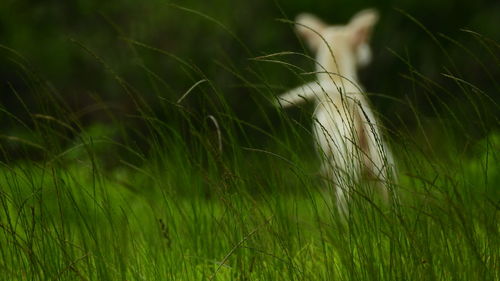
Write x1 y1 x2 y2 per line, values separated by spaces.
0 10 498 281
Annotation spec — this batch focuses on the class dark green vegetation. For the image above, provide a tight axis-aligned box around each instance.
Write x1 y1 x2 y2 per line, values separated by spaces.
0 1 499 280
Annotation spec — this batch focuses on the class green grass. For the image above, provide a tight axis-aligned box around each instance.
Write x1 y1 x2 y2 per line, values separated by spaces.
1 132 498 280
1 12 499 281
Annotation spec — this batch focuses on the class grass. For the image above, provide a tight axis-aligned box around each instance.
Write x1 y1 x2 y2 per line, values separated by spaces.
0 11 499 281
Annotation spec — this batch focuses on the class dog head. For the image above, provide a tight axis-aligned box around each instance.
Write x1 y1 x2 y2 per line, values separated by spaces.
295 9 378 79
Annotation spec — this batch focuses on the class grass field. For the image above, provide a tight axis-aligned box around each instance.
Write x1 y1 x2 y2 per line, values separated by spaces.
1 13 499 281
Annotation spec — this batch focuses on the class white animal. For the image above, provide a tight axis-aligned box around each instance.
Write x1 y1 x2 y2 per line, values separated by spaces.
276 9 397 215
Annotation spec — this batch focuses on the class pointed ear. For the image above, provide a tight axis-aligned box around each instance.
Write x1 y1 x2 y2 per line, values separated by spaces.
295 13 327 52
348 9 379 47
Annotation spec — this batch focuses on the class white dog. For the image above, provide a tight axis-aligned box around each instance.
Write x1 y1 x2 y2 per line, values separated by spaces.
276 9 397 214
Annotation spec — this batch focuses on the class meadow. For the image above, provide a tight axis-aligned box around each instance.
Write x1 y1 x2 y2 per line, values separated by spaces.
0 2 499 280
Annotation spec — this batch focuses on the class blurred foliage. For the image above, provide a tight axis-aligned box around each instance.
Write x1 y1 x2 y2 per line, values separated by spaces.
0 0 499 160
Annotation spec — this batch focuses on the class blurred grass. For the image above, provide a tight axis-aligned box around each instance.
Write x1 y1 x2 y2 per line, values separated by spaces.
1 0 499 151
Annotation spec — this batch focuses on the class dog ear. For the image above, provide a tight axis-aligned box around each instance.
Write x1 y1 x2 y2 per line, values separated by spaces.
295 13 327 52
348 9 379 47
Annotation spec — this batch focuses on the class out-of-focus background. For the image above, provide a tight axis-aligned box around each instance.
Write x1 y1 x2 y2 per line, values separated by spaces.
1 0 498 160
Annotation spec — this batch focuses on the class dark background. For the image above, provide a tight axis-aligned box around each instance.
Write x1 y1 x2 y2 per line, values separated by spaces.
1 0 498 160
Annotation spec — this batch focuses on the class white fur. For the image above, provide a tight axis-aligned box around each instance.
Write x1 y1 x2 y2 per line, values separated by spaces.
277 9 396 215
